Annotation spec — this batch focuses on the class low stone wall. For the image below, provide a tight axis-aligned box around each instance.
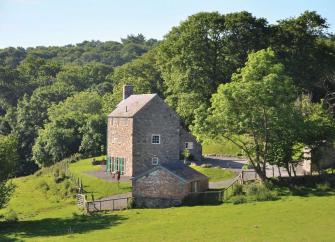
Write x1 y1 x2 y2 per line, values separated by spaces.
134 196 182 208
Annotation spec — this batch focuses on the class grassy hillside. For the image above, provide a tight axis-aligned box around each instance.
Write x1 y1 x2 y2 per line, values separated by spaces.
202 138 243 157
1 157 335 241
190 165 236 182
1 194 335 241
69 156 131 199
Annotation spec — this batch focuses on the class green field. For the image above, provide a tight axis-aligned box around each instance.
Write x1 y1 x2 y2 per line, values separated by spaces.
1 157 335 241
190 165 236 182
1 192 335 242
202 138 243 156
69 156 131 199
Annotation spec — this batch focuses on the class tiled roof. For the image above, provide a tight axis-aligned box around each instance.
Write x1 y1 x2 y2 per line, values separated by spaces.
161 162 208 182
133 162 208 183
108 94 156 117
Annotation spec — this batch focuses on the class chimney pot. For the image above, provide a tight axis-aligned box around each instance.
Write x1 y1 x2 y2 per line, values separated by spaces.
123 84 133 100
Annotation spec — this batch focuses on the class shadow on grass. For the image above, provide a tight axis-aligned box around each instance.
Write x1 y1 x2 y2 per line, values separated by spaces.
0 213 127 240
271 175 335 198
278 185 335 197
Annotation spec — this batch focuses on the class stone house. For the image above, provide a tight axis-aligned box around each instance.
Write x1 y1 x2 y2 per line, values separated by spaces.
133 162 209 207
107 85 208 206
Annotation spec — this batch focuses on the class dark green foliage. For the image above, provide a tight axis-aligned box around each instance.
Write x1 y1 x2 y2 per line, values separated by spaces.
245 183 278 201
1 12 334 178
32 92 106 166
232 184 243 196
37 180 50 192
230 195 247 204
3 209 18 223
157 11 269 125
0 182 15 210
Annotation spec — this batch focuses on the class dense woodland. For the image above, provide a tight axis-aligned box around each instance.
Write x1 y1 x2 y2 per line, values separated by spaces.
1 11 335 184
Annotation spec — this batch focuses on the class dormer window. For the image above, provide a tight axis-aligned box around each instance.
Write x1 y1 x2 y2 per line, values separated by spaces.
152 156 159 165
151 134 160 144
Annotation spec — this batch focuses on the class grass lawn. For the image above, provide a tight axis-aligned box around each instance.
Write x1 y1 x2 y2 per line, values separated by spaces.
190 165 236 182
203 138 243 156
1 193 335 241
69 156 132 200
1 158 335 241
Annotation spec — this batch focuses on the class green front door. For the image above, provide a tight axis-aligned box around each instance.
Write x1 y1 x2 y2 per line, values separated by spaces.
119 158 124 175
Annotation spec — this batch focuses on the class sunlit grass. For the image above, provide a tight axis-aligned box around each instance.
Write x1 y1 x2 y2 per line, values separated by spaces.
69 156 132 200
190 165 236 182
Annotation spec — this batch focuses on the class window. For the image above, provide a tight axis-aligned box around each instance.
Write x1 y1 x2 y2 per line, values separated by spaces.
185 142 194 149
191 181 198 192
151 134 160 144
152 156 159 165
111 157 125 175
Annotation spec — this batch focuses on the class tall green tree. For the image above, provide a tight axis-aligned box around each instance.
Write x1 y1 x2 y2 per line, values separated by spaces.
193 48 297 180
270 11 335 100
157 11 269 125
0 135 19 209
32 91 106 166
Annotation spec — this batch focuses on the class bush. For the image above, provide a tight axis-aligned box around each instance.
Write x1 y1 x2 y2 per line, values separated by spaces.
246 183 260 196
62 153 83 164
246 183 277 201
127 197 135 209
37 180 50 192
232 184 243 196
92 159 106 165
255 188 278 201
316 182 331 192
230 195 247 204
4 209 18 223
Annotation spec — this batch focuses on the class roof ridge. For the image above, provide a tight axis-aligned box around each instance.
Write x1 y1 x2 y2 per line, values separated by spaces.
108 93 157 117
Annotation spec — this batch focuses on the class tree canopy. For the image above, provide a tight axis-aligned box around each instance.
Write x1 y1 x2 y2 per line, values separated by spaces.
0 11 334 177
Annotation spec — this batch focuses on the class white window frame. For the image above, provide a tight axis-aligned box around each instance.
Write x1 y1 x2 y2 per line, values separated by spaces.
151 134 160 144
185 142 194 150
152 156 159 165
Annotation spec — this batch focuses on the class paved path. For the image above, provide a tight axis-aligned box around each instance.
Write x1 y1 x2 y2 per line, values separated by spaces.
85 165 132 182
203 155 305 189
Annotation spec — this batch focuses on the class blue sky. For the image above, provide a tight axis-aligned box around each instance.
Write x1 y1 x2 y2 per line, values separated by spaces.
0 0 334 48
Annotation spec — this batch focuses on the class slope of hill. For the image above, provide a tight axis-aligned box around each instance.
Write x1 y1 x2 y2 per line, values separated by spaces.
1 157 335 242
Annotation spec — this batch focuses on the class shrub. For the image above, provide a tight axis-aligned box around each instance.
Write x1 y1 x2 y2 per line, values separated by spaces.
92 159 106 166
127 197 135 209
316 182 331 192
4 209 18 223
255 188 278 201
231 195 247 204
232 184 243 196
246 183 278 201
37 180 50 192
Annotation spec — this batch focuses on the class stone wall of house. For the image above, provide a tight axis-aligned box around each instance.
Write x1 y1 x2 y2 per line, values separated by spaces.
132 168 188 199
134 197 183 208
318 145 335 169
179 128 202 161
301 145 335 173
107 117 133 176
187 178 209 192
132 96 181 175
